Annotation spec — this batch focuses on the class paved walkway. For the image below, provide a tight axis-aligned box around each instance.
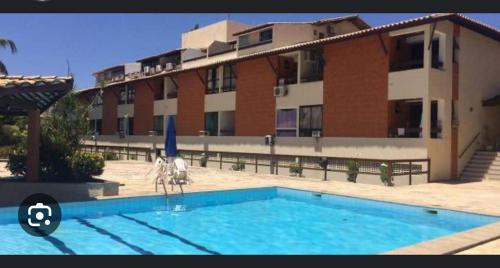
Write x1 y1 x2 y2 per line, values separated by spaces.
2 160 500 254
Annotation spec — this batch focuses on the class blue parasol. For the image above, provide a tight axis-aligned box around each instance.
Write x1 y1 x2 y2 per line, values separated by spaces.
165 115 177 157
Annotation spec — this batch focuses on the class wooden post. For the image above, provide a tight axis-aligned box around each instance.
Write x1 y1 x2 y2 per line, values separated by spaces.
427 159 431 183
255 155 258 173
275 158 279 175
219 153 223 169
190 153 193 166
409 161 413 185
26 109 40 182
388 161 393 186
323 158 328 181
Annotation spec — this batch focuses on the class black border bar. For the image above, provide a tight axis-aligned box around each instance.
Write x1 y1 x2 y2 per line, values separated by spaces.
4 0 500 13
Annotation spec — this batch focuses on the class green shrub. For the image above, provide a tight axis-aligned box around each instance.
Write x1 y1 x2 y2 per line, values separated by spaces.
5 93 105 182
102 151 119 161
0 146 14 158
199 153 208 167
6 147 27 176
380 163 394 186
232 160 246 171
346 160 360 183
289 162 303 176
71 152 105 180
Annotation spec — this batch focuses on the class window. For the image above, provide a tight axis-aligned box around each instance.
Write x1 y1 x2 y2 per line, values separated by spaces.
206 67 219 94
453 37 460 64
93 94 102 107
95 119 102 135
431 100 443 138
153 115 164 135
119 87 127 104
299 105 322 137
431 39 443 69
222 64 236 91
276 108 297 137
204 112 219 136
119 85 135 104
238 34 250 48
219 111 235 136
154 81 164 100
117 117 134 135
126 85 135 104
259 29 273 42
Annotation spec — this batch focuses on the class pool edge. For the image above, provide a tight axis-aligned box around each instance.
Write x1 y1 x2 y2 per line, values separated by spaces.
382 221 500 255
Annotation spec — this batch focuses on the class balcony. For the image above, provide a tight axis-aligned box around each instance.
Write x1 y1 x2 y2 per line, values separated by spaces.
388 99 423 138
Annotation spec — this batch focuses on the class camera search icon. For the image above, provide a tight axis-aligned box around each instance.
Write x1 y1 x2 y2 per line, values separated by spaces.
18 194 61 237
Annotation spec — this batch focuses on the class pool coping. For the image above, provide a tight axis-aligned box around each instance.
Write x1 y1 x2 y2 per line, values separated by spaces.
96 185 500 255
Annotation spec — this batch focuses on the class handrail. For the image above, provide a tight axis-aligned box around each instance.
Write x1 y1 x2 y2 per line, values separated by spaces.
82 144 430 185
459 132 480 159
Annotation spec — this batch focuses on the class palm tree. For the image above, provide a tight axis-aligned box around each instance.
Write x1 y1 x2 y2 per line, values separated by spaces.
0 38 17 75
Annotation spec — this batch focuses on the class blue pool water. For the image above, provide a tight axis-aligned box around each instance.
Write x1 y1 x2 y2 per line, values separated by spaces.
0 187 498 255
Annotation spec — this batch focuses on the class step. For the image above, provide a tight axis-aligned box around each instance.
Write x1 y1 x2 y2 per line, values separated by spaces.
467 162 500 170
462 171 487 178
471 155 500 162
469 159 500 165
476 151 500 156
459 175 485 181
486 174 500 180
465 167 500 175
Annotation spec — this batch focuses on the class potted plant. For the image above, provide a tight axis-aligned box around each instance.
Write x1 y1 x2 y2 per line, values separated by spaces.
232 160 245 171
199 153 208 167
289 162 303 177
346 160 360 183
380 163 394 186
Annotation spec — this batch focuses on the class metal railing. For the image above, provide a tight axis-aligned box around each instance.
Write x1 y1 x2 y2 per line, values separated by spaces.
81 145 430 185
178 149 430 185
82 145 152 162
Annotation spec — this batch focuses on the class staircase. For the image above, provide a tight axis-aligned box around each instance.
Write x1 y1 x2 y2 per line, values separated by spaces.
460 151 500 181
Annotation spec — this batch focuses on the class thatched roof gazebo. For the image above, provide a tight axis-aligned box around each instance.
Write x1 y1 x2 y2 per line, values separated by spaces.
0 75 73 182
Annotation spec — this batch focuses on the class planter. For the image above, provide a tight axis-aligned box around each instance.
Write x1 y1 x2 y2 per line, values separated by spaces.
0 179 120 207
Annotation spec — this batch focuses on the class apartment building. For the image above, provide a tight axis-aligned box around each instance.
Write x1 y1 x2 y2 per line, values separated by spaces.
77 13 500 182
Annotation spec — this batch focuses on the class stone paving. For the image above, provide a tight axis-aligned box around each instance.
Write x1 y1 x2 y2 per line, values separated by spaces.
2 160 500 254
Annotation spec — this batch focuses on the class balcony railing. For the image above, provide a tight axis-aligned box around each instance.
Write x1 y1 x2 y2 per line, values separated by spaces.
300 73 323 83
390 59 424 72
278 76 298 85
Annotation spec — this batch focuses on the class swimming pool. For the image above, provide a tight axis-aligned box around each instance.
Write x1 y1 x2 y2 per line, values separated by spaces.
0 187 498 254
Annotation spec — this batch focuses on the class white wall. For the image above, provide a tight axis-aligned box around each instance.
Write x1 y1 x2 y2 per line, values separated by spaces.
89 106 102 120
181 20 249 49
86 135 427 160
117 104 134 118
458 26 500 171
276 81 323 107
205 91 236 112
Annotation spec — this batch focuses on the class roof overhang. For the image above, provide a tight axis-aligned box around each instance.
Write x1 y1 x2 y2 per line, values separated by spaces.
85 13 500 92
0 75 73 116
483 94 500 107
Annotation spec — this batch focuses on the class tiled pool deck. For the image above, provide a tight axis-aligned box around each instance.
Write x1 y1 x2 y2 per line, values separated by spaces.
2 160 500 254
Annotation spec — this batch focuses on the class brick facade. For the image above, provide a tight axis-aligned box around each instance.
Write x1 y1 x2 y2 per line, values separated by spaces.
176 71 206 135
235 56 277 136
323 33 390 137
102 86 119 135
133 80 156 135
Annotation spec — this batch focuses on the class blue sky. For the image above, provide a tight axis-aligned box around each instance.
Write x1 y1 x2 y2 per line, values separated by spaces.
0 13 498 89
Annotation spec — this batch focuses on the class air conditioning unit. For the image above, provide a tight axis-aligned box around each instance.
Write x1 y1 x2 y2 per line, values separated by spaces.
156 64 163 73
165 63 174 71
312 130 322 138
273 86 288 97
199 130 209 137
